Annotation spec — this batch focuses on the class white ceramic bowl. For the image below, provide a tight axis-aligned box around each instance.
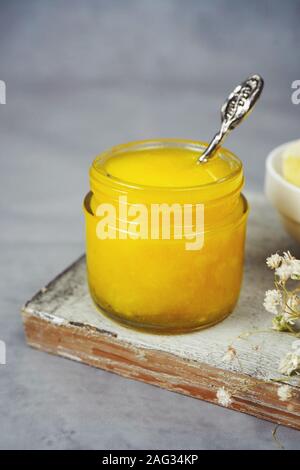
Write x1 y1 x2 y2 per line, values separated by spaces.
265 139 300 244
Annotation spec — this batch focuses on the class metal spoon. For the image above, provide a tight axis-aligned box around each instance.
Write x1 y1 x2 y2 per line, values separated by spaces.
198 74 264 163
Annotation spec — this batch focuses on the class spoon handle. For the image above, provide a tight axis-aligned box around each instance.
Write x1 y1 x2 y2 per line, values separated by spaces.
198 74 264 163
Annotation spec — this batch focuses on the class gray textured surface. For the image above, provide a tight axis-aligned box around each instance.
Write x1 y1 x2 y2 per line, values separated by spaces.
3 196 300 450
1 0 300 450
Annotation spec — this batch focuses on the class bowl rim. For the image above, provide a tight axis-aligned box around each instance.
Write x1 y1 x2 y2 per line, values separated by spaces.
266 138 300 195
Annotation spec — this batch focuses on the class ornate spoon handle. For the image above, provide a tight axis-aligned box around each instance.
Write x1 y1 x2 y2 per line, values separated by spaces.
198 74 264 163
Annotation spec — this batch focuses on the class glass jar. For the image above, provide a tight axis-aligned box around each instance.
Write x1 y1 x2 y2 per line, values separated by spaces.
84 139 248 333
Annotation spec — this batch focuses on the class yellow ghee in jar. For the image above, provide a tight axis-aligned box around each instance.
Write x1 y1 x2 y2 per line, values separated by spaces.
84 139 248 333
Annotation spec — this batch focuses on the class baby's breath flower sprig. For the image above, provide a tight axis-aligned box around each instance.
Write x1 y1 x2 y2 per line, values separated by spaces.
266 253 282 270
279 340 300 376
264 253 300 375
264 252 300 333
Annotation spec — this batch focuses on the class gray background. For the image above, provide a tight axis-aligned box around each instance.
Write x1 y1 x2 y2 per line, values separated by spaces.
1 0 300 449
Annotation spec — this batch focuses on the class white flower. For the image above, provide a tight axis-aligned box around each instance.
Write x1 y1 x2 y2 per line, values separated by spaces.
290 260 300 280
275 263 293 282
266 253 282 269
277 384 293 401
277 253 300 280
283 251 295 262
279 352 300 376
216 387 232 407
263 289 282 314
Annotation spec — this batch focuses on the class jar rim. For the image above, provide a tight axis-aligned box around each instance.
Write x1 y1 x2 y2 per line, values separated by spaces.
90 139 243 193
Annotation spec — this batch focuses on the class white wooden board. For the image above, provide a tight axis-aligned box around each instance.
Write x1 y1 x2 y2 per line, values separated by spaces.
22 194 300 429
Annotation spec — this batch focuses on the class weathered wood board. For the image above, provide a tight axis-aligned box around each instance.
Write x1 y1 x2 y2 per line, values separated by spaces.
22 194 300 429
